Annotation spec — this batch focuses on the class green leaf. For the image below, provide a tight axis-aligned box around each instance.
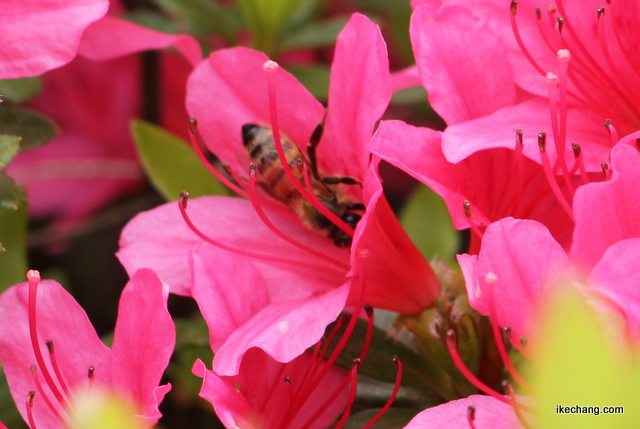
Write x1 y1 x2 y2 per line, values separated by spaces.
279 16 349 51
399 185 459 264
0 77 43 103
343 408 419 429
287 65 330 101
131 120 230 201
0 105 59 150
0 173 27 292
151 0 240 40
0 135 20 169
239 0 306 54
532 288 640 428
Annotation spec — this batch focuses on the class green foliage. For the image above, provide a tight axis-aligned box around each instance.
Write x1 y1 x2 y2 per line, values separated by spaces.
150 0 241 41
239 0 308 54
287 65 330 101
531 288 640 428
0 173 27 292
0 135 20 169
0 366 28 428
0 105 59 150
0 77 43 103
343 408 419 429
280 16 349 51
399 185 459 264
131 120 230 201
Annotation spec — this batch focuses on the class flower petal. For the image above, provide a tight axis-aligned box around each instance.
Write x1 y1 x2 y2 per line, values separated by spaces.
571 144 640 270
0 0 108 78
212 284 349 376
410 4 516 125
111 268 175 424
322 13 391 177
78 16 203 67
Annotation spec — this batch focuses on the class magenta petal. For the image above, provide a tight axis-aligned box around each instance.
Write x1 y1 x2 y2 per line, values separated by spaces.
78 16 203 67
458 218 576 342
196 349 347 429
186 47 324 175
0 0 109 78
442 98 610 171
191 245 270 352
571 145 640 270
322 13 391 177
118 196 348 296
410 4 516 125
391 66 421 92
588 238 640 341
213 284 349 376
111 268 175 423
351 157 440 314
0 280 110 428
403 395 523 428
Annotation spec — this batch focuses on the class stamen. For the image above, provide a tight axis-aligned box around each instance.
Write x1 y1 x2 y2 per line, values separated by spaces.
601 163 610 180
26 392 38 429
509 0 546 75
247 164 350 270
27 270 72 412
188 118 251 199
505 381 534 429
262 61 355 240
467 405 477 429
178 192 340 273
46 340 71 399
571 143 589 185
604 119 619 146
358 304 375 363
463 201 484 240
490 321 535 394
87 366 95 392
446 330 536 413
31 365 67 423
332 359 361 429
537 132 575 222
361 356 403 429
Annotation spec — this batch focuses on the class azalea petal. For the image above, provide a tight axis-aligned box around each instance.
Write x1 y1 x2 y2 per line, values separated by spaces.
196 349 347 429
190 245 270 352
0 279 110 428
213 284 349 376
571 145 640 270
322 13 391 177
410 4 516 125
368 120 575 248
458 218 576 342
118 196 348 296
78 16 203 67
350 156 440 314
403 395 524 428
391 66 421 93
588 238 640 342
0 0 108 78
441 98 610 171
111 268 175 424
186 47 324 176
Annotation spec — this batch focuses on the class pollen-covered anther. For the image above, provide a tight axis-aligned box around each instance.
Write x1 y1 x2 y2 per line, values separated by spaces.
467 405 477 429
510 0 518 16
597 6 605 20
555 16 564 33
537 131 547 152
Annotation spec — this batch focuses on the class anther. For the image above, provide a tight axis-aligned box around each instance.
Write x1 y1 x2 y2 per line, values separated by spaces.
535 7 541 19
601 163 610 178
520 337 528 348
556 16 564 33
361 356 403 429
284 376 291 385
604 119 619 145
548 5 556 13
463 200 484 240
597 6 605 19
510 0 518 15
180 191 189 209
463 200 473 218
572 143 581 159
515 129 523 148
221 162 233 176
538 131 546 152
467 405 477 429
87 366 95 379
28 391 36 407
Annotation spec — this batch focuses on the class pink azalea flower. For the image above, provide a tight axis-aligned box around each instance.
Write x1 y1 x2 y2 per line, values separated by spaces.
458 144 640 344
118 13 439 318
0 0 109 78
408 1 634 170
0 268 175 428
190 246 349 427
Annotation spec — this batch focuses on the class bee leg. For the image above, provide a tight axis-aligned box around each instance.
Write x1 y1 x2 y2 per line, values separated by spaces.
307 111 327 180
322 176 363 188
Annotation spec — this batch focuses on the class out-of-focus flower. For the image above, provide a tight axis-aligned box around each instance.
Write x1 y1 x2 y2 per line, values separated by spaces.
0 268 175 428
0 0 109 78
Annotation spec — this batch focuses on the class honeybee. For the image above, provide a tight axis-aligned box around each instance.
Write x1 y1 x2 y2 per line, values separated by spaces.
242 123 364 248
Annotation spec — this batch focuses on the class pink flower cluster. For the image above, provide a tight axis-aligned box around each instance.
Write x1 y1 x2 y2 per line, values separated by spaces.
1 0 639 427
